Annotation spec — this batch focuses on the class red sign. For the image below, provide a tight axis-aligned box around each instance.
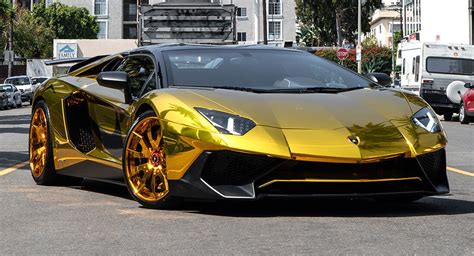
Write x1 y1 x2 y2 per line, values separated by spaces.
336 48 349 60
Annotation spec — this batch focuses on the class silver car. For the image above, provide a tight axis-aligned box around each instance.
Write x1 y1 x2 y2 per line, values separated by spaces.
0 84 22 110
4 76 33 102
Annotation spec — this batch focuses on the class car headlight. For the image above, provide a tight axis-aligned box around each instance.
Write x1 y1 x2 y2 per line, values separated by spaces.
195 108 256 135
412 107 441 133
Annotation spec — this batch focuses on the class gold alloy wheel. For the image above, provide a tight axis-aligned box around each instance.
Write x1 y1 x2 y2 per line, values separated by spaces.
124 117 169 202
29 107 48 177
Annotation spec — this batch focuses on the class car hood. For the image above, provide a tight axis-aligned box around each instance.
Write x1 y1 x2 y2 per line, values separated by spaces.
181 87 416 130
182 88 430 160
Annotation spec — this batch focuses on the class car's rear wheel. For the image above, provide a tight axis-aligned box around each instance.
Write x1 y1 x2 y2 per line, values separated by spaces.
123 111 180 209
29 101 58 185
459 103 470 124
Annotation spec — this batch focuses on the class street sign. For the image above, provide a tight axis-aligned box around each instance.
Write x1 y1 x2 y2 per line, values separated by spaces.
336 48 349 60
356 45 362 62
3 50 14 62
57 43 78 59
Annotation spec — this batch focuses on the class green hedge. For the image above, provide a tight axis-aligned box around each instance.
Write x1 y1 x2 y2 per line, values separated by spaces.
315 47 393 74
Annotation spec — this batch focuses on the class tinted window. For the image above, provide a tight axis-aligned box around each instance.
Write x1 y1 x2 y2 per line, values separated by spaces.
164 49 373 90
426 57 474 75
116 55 156 98
32 78 48 84
5 77 30 86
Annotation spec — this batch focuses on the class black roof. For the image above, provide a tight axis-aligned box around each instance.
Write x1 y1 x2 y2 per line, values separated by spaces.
130 43 302 55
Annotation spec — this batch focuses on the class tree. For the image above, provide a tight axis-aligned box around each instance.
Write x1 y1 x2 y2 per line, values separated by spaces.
1 3 99 59
296 0 382 46
13 9 55 58
31 3 99 40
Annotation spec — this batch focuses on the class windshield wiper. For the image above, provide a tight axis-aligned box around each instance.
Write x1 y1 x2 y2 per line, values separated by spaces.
262 87 365 93
170 85 265 93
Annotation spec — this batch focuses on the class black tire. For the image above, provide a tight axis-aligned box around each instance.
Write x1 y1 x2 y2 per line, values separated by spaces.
123 110 181 209
459 103 470 124
29 101 59 185
30 101 83 186
443 112 453 121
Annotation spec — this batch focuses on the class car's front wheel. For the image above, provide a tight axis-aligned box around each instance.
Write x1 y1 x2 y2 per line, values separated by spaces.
459 103 470 124
29 101 58 185
123 111 180 209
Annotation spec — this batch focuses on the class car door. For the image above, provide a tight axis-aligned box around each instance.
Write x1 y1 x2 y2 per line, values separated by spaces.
90 54 158 160
467 87 474 113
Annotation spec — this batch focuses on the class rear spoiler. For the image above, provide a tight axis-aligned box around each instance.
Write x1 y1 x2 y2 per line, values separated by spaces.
45 55 109 73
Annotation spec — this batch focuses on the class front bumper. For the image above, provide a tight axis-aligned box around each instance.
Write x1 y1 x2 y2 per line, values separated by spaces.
169 149 449 200
0 98 8 108
21 92 32 101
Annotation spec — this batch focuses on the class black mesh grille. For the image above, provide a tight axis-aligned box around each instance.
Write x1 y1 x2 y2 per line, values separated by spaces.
65 93 97 153
201 151 282 186
258 157 421 183
416 149 447 186
259 179 423 195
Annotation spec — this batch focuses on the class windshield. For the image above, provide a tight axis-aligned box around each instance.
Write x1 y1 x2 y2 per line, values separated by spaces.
426 57 473 76
5 77 30 86
163 49 374 91
0 85 12 92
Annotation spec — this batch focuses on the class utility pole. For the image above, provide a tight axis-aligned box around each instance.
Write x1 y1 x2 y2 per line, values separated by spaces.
7 0 15 78
262 0 268 44
357 0 362 73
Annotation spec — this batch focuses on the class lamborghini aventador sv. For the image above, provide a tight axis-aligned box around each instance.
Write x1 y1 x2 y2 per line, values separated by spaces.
29 44 449 208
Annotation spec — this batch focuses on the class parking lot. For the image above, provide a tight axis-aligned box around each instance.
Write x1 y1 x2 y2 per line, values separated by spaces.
0 105 473 255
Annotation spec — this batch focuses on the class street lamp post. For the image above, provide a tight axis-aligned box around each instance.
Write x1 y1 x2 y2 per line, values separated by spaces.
262 0 268 44
357 0 362 74
7 0 16 78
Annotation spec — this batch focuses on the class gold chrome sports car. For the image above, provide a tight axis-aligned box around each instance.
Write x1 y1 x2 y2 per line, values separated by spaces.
29 44 449 208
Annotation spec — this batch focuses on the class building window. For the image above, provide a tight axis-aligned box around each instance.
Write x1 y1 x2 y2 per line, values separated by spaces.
237 7 247 17
237 32 247 42
268 20 282 40
123 24 137 39
94 0 107 15
97 21 107 39
123 0 137 21
268 0 281 16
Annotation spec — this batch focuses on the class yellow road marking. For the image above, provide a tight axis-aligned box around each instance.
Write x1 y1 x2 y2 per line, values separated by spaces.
0 161 29 177
448 166 474 177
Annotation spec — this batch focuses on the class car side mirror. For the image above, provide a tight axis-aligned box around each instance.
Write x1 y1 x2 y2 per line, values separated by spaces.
464 83 473 89
97 71 132 104
366 72 392 87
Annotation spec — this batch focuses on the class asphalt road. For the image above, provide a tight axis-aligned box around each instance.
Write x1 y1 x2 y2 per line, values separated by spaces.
0 105 473 255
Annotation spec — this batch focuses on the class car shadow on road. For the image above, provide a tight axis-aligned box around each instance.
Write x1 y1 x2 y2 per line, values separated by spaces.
0 114 31 125
0 127 30 134
75 180 474 218
182 196 474 218
0 151 29 168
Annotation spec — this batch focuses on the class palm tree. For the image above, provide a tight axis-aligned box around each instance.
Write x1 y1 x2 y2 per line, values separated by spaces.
0 0 13 21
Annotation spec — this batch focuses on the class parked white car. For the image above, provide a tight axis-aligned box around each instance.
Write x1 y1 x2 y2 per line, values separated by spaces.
4 76 33 103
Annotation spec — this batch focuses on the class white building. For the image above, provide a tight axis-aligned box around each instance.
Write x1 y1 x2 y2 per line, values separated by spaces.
49 0 296 46
401 0 473 45
222 0 297 46
402 0 421 37
369 8 401 47
420 0 472 44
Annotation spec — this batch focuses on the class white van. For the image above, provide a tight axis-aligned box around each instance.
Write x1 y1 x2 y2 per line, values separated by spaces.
397 42 474 121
